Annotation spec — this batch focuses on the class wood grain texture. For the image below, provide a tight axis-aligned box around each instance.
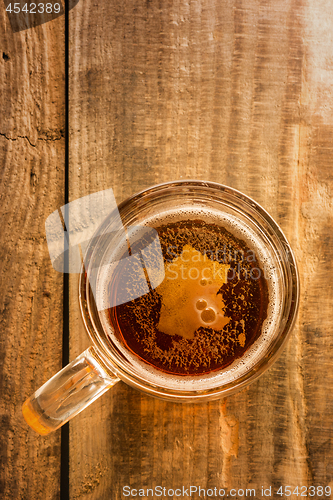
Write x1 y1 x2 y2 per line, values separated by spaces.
0 8 65 500
69 0 333 498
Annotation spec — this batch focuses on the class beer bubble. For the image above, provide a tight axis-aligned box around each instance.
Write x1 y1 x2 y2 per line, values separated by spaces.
201 308 216 323
196 299 207 310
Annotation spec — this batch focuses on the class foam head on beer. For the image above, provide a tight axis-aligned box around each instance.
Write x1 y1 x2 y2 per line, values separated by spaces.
156 244 231 340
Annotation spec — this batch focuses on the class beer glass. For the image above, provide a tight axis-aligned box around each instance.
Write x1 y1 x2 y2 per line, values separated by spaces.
22 181 299 435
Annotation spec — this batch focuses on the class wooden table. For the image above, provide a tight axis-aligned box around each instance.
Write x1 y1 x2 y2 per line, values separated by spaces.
1 0 333 498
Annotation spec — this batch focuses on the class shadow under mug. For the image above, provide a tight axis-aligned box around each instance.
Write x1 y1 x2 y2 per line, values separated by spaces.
23 180 299 435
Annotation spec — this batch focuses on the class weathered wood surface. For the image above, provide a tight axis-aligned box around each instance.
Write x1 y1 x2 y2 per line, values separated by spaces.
69 0 333 499
0 8 65 500
2 0 333 498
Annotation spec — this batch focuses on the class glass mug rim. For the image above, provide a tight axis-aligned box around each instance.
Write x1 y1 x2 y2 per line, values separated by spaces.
79 179 300 402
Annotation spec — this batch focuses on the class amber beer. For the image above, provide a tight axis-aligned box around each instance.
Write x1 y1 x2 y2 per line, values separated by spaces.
106 211 271 377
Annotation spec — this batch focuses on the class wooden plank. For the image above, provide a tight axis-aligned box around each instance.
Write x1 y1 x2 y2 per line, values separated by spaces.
0 8 65 500
69 0 333 498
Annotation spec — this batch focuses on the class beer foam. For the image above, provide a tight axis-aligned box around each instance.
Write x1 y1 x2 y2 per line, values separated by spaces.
97 206 282 392
156 244 230 340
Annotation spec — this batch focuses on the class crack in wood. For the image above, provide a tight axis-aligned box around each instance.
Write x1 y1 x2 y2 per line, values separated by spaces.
0 132 65 147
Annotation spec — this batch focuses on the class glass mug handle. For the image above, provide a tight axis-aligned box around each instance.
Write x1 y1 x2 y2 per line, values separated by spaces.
22 347 120 435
